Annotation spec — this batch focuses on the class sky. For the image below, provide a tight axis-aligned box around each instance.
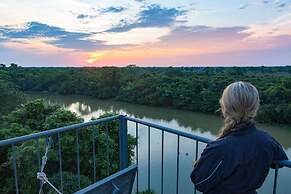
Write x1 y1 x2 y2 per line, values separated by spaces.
0 0 291 67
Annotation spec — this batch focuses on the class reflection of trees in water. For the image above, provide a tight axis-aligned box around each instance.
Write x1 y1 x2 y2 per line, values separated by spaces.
28 92 291 148
29 92 222 131
66 101 92 115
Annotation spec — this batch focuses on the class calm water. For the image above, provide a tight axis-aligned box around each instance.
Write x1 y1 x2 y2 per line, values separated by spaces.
28 92 291 194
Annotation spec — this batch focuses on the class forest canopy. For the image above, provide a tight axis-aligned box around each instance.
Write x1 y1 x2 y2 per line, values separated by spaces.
0 99 135 193
1 65 290 124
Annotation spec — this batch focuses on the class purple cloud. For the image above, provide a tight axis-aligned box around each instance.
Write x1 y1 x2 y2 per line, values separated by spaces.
107 4 186 32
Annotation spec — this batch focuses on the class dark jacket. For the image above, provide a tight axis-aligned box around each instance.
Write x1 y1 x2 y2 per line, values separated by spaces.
190 122 288 194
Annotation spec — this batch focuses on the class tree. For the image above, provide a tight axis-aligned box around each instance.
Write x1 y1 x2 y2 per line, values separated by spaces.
0 100 135 193
9 63 18 68
0 80 25 118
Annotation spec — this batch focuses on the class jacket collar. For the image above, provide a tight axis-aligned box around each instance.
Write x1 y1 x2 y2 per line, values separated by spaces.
230 122 256 136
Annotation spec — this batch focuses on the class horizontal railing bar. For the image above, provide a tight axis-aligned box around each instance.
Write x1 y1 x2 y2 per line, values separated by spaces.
125 116 212 144
0 115 121 147
1 115 290 176
126 117 291 169
275 160 291 168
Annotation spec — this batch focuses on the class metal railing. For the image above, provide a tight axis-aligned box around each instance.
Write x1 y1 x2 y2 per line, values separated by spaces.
125 116 291 194
0 115 290 194
0 115 125 194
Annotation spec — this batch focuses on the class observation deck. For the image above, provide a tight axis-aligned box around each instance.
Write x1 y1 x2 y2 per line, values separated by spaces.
0 115 290 194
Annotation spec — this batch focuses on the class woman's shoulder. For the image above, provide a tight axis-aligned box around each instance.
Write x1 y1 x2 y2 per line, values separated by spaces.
205 136 234 153
254 127 279 144
255 127 288 162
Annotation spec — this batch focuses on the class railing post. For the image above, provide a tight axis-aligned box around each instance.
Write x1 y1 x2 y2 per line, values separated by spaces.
119 115 128 170
273 164 279 194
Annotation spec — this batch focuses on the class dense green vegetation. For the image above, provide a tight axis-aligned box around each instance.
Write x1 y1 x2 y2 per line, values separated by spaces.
1 65 290 124
0 99 135 193
0 79 25 118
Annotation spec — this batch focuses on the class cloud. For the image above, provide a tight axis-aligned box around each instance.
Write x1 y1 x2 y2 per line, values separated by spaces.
107 4 186 32
243 13 291 38
0 22 105 50
77 14 90 19
239 4 248 9
159 26 248 49
49 33 103 50
75 6 127 21
139 4 185 24
102 6 126 13
239 0 289 10
0 43 86 66
0 22 73 39
275 1 287 11
89 27 170 45
180 26 257 51
1 37 74 54
0 35 9 42
277 2 286 8
158 25 291 58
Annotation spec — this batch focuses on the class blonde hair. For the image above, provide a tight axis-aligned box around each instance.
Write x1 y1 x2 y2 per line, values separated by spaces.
218 81 260 138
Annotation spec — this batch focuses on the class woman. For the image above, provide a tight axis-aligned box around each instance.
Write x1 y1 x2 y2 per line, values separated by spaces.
190 81 288 194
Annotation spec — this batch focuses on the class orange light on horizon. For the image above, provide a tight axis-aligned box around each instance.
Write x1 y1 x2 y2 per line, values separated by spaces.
85 52 105 64
84 34 281 66
86 58 97 64
85 47 198 65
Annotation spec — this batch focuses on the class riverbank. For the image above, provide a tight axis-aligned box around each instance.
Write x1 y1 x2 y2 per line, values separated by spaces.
27 91 291 141
27 91 291 132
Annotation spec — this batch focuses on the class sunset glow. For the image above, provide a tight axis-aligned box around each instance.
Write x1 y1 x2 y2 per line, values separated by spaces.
0 0 290 67
86 58 97 64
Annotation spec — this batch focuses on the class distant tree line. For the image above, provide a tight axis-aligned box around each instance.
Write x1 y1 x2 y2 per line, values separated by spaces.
0 65 290 124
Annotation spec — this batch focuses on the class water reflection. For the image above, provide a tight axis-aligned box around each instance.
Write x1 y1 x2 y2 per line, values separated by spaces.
28 92 291 148
28 92 291 194
29 92 223 135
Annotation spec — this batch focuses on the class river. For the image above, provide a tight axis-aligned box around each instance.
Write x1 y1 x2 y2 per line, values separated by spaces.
28 92 291 194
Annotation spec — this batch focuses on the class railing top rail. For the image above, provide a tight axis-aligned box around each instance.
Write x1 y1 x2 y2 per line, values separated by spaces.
125 116 291 169
125 116 212 143
0 115 121 147
276 160 291 168
1 115 290 169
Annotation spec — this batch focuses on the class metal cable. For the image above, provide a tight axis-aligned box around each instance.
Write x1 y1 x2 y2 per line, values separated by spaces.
37 137 63 194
